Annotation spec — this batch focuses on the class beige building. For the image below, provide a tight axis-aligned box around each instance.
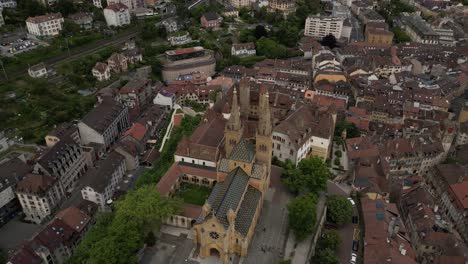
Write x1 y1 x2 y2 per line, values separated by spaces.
228 0 250 8
15 174 65 224
26 13 64 37
268 0 296 17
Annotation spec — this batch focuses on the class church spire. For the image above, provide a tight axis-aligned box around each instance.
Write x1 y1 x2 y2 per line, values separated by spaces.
227 88 241 131
258 90 272 136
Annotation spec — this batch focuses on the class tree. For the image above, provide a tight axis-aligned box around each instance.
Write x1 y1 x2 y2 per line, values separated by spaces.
319 230 342 251
256 37 289 59
239 28 256 43
61 20 81 37
55 0 77 17
334 120 360 139
68 186 182 263
320 34 338 49
0 247 7 264
327 195 353 225
283 156 330 195
312 248 340 264
392 27 411 43
254 25 268 40
287 194 318 241
145 231 156 246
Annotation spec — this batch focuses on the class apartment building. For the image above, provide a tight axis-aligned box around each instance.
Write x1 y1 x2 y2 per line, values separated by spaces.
15 174 65 224
231 42 256 57
104 3 131 27
0 0 17 8
26 13 64 37
365 22 393 45
107 0 145 9
0 158 31 227
272 105 335 164
268 0 296 16
92 62 111 81
304 15 344 39
400 15 439 45
228 0 250 8
78 99 130 151
81 151 126 210
118 77 153 116
33 137 87 192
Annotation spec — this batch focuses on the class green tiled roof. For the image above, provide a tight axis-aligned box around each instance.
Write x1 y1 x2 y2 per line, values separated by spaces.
210 167 250 228
229 139 255 163
235 186 261 236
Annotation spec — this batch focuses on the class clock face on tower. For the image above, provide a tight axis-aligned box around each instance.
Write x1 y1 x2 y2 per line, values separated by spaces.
209 231 219 240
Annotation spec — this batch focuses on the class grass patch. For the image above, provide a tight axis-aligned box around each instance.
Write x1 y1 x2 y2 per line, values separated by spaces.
175 183 212 206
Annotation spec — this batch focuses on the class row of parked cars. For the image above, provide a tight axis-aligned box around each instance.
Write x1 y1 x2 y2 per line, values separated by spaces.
1 38 39 55
348 197 359 264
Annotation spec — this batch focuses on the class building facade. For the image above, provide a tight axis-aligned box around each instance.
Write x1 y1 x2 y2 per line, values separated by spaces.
15 174 65 224
104 3 131 27
304 15 344 39
26 13 64 37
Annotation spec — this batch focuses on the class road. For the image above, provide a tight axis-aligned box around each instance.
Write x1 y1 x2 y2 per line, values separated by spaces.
327 180 358 264
350 16 364 43
0 29 140 81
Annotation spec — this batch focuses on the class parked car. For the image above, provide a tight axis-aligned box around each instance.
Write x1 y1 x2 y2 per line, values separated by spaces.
348 197 356 206
350 252 357 264
352 240 359 251
352 215 358 224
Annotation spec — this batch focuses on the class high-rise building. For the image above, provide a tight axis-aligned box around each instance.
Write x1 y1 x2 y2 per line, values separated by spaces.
304 15 345 39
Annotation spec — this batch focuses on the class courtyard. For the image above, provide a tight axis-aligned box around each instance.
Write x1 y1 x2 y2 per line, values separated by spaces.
175 183 212 206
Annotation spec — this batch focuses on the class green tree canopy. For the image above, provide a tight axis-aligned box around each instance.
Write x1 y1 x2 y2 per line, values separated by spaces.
392 27 411 43
326 195 353 225
282 156 330 195
287 194 318 241
254 25 268 39
320 34 338 49
256 37 289 59
319 230 342 251
68 185 182 263
334 120 360 139
312 248 340 264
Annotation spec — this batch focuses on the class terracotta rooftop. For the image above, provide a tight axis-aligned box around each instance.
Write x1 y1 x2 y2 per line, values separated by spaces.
55 206 92 233
26 13 62 23
449 181 468 209
16 173 57 196
105 3 128 11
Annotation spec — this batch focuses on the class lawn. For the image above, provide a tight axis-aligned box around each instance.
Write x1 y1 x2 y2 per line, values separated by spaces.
175 183 212 206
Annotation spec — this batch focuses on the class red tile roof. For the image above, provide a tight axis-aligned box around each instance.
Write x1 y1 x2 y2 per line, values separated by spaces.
16 173 57 195
55 206 92 233
173 113 184 127
182 203 202 218
311 95 346 110
105 3 128 11
26 13 62 23
124 122 148 141
449 181 468 209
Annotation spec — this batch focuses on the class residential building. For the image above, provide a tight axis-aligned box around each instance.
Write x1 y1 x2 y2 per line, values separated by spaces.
33 137 87 192
228 0 249 8
0 158 31 227
92 62 111 81
400 15 439 45
44 122 80 148
161 18 178 33
153 89 176 109
78 99 130 151
0 9 4 27
268 0 296 16
365 22 393 45
81 151 126 210
426 164 468 243
28 63 48 78
272 105 335 164
200 12 221 30
361 196 417 264
357 9 384 25
107 0 146 10
161 47 216 83
433 27 455 47
118 77 153 117
231 42 256 57
165 84 221 105
68 12 93 30
104 3 131 27
304 15 344 39
107 52 128 73
0 0 16 8
456 122 468 145
168 31 192 46
15 174 65 224
223 6 239 17
93 0 103 8
26 13 64 37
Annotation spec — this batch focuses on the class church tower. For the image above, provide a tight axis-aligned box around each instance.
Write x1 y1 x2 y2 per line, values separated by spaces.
256 88 273 173
239 77 250 118
224 88 243 157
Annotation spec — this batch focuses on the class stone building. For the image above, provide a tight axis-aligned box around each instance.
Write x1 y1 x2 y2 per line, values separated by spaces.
157 86 274 263
15 174 65 224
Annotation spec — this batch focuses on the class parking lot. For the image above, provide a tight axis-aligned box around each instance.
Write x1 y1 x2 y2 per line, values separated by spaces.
0 32 46 56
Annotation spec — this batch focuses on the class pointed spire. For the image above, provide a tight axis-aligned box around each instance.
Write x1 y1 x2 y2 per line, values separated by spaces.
258 89 272 136
227 88 241 131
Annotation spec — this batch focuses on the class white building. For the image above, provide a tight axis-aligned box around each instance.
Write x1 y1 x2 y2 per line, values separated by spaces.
272 105 335 164
15 174 65 224
28 63 48 78
26 13 64 37
0 0 17 9
153 89 176 110
92 62 111 81
304 15 344 39
81 151 126 210
93 0 103 7
162 18 178 33
104 3 131 27
231 42 256 57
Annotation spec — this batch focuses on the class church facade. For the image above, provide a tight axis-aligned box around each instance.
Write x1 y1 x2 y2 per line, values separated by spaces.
157 85 274 263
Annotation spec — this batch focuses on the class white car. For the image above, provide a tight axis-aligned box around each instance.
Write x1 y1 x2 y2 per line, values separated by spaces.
347 197 356 206
350 253 357 264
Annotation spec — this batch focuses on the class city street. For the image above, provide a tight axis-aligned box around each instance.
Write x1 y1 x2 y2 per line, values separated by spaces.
327 180 358 264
